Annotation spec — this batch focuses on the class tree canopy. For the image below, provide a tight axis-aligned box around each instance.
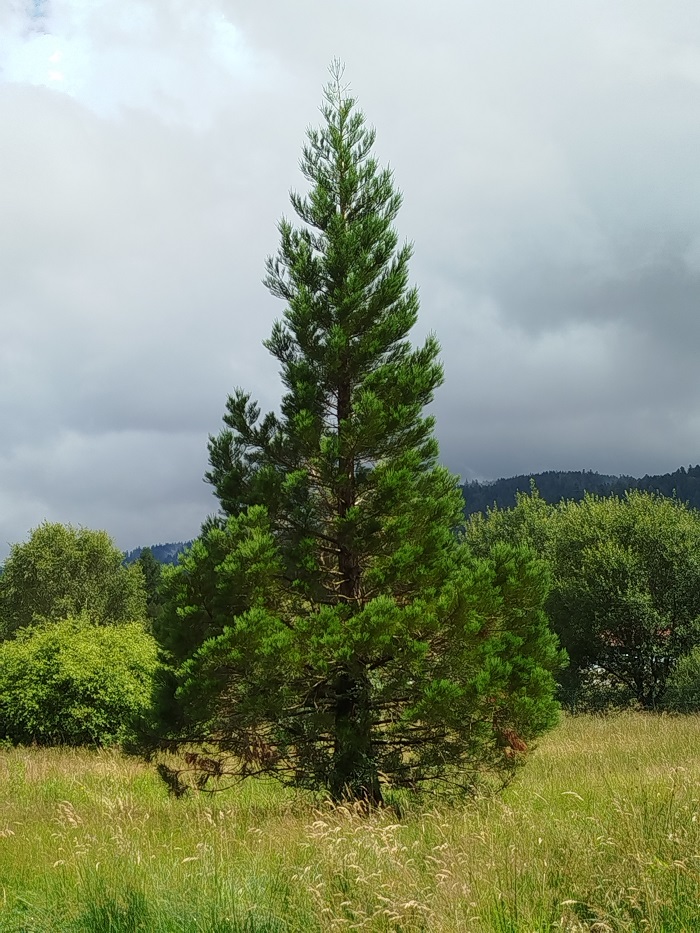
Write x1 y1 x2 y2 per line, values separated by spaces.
466 490 700 709
0 522 147 638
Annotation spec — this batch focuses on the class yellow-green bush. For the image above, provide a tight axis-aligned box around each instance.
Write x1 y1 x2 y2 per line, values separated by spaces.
0 615 159 746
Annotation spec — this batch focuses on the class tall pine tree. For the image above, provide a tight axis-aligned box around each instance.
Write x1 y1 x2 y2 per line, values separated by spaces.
155 66 561 803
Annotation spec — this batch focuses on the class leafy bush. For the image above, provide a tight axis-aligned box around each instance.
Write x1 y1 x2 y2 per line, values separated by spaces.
660 649 700 713
0 616 159 746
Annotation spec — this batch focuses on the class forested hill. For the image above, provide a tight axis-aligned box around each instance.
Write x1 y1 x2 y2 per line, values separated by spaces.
123 542 190 565
462 465 700 515
121 465 700 556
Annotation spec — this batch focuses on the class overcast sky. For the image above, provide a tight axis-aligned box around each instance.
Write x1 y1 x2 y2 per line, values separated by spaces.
2 1 700 556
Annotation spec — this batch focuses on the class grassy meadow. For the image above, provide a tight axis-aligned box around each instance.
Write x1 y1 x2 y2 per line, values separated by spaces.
0 713 698 931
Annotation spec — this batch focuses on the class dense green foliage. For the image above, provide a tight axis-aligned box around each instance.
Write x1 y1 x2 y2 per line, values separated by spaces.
463 464 700 516
0 523 147 637
661 647 700 713
466 490 700 709
159 515 561 799
0 616 159 746
154 68 562 803
550 493 700 708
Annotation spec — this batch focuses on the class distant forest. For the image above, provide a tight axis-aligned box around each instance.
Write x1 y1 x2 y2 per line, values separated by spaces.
123 466 700 562
123 542 190 566
462 465 700 515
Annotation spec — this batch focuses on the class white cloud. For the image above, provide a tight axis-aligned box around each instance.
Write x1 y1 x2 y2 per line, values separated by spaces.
1 0 265 125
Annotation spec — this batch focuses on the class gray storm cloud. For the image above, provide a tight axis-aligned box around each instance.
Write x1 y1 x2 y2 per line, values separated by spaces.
1 0 699 556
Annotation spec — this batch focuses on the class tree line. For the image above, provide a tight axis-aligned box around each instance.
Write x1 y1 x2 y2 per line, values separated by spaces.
463 465 700 515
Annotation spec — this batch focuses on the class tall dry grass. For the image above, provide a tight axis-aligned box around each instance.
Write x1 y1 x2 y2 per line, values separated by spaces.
0 713 698 931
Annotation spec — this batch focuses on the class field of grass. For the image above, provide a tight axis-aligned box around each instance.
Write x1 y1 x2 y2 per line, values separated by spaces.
0 713 698 931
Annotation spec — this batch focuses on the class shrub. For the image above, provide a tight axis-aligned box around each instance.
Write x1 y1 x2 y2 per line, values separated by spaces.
0 616 159 746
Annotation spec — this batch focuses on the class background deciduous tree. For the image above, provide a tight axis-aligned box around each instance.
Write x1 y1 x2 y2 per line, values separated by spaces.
0 522 147 637
466 490 700 709
550 492 700 709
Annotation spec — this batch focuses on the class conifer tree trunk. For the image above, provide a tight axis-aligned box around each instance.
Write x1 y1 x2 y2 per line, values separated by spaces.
331 670 382 804
336 375 359 604
333 362 380 802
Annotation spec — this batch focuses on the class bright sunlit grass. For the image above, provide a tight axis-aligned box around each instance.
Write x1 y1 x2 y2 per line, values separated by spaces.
0 713 699 931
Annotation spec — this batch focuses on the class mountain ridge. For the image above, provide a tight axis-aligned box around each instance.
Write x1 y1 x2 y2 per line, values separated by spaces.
123 541 191 566
462 465 700 515
123 465 700 560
